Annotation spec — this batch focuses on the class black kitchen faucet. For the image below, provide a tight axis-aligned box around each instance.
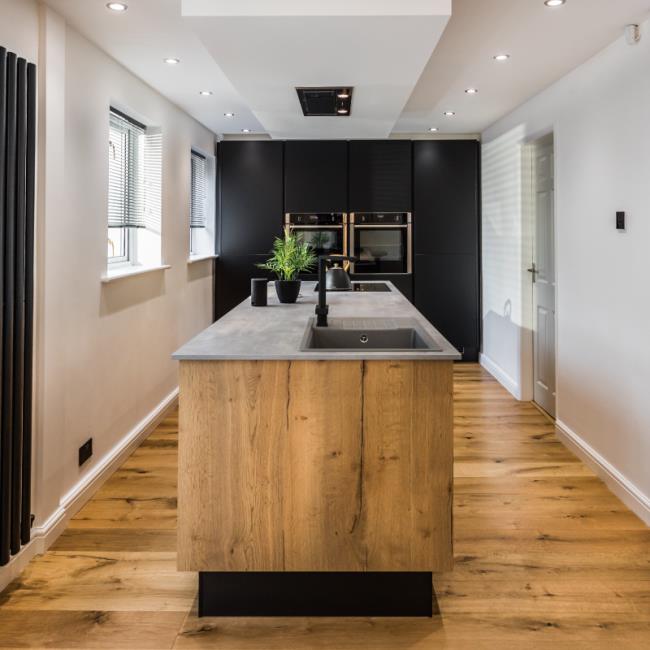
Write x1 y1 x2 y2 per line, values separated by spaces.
316 255 358 327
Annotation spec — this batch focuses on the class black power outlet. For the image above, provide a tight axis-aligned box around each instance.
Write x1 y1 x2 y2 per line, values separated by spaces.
79 438 93 466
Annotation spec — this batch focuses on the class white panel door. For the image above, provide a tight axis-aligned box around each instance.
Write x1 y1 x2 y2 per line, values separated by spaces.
531 141 556 417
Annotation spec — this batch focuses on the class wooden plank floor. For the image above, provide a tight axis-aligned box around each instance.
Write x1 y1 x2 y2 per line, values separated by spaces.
0 364 648 648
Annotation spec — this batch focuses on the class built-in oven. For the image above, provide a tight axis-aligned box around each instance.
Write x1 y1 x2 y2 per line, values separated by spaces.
349 212 412 274
284 213 347 258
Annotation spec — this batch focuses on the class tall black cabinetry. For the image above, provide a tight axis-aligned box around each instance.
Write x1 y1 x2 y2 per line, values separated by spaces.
216 141 284 318
349 140 412 212
284 141 348 213
413 140 480 361
216 139 481 359
349 141 413 298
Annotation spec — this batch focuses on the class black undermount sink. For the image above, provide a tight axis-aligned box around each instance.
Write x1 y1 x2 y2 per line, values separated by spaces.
313 282 391 292
300 318 442 352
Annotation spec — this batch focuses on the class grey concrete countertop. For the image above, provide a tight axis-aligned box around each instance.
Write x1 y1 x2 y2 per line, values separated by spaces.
173 281 461 361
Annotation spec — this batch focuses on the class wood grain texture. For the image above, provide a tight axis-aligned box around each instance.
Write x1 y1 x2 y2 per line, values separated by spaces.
0 610 187 649
177 361 289 571
283 361 365 571
363 361 453 571
178 359 454 572
0 365 648 649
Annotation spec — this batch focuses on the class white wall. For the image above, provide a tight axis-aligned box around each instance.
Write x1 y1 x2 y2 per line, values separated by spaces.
481 123 534 398
35 12 216 526
0 0 39 61
481 21 650 520
1 2 217 571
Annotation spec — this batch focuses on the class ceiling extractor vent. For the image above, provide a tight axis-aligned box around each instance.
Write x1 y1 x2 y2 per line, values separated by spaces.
296 87 353 117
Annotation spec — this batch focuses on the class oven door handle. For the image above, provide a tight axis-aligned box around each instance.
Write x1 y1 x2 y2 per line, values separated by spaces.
286 225 345 229
350 224 409 229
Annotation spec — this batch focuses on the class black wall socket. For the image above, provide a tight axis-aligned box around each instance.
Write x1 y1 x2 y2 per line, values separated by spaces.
616 211 626 230
79 438 93 466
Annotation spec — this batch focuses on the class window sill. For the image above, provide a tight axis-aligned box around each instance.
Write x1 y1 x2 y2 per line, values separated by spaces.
187 254 218 265
101 264 171 283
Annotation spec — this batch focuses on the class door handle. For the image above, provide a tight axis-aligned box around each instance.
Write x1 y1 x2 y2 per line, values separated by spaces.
527 263 537 281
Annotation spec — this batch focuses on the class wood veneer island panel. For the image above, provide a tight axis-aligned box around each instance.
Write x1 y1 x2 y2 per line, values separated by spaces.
177 359 453 573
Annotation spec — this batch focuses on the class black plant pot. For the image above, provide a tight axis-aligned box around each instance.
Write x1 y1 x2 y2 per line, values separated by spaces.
275 280 301 304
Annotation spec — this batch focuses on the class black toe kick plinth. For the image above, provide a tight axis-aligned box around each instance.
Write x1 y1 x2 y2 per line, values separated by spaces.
198 572 435 617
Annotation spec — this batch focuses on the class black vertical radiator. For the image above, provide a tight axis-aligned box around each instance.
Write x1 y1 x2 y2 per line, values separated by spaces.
0 46 37 566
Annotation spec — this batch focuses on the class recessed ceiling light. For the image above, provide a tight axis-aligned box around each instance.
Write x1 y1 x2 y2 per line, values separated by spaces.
106 2 128 11
494 54 510 61
465 88 478 95
429 127 439 132
544 0 565 6
337 92 350 99
164 57 180 65
444 111 456 117
241 129 251 133
224 112 235 118
199 91 213 96
337 108 348 114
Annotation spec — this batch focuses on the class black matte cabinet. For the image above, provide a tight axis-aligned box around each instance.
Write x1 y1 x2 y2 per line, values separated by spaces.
349 140 412 212
413 140 480 361
220 141 284 256
414 254 479 360
284 141 348 213
414 140 479 256
216 255 272 318
217 141 284 317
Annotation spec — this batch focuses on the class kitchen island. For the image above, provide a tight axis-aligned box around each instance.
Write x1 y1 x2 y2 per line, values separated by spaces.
173 281 460 616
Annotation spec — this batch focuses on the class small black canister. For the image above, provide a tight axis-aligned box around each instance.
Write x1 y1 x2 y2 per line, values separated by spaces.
251 278 268 307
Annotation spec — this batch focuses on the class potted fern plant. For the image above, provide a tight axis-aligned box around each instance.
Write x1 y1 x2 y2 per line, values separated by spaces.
257 232 317 303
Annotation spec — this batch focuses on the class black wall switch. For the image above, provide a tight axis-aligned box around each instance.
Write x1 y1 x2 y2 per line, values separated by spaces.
79 438 93 466
616 211 626 230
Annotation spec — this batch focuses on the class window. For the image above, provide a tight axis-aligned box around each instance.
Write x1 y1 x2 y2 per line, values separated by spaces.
190 150 207 254
107 108 162 269
189 148 216 259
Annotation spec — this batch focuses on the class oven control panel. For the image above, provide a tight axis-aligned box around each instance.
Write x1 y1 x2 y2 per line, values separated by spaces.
285 213 346 225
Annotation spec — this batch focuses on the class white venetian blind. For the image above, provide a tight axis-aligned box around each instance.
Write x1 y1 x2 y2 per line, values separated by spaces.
144 129 162 234
190 150 207 229
108 109 146 229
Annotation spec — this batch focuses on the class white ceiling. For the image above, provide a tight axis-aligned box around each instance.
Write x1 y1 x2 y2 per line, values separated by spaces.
44 0 650 139
396 0 650 134
43 0 264 135
182 0 452 18
184 3 450 139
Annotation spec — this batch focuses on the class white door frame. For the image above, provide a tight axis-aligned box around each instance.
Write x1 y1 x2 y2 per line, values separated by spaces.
520 130 558 412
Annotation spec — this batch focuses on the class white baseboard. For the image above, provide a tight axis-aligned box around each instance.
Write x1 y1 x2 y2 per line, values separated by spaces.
0 388 179 593
556 419 650 526
479 353 521 400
